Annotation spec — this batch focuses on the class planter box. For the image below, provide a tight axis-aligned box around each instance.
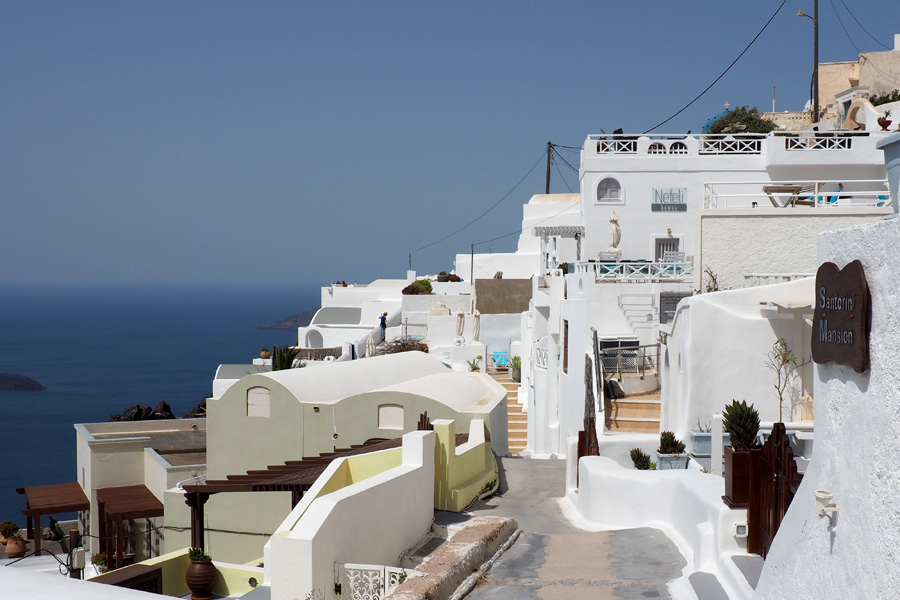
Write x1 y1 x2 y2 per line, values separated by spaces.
723 446 751 508
656 452 689 470
689 431 731 457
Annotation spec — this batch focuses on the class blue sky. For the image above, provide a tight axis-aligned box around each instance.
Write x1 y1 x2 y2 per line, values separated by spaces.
3 1 898 286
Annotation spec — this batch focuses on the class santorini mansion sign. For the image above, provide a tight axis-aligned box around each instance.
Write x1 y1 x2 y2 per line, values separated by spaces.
651 188 687 212
811 260 870 373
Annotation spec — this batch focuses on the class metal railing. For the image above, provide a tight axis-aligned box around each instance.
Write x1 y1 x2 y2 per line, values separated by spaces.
599 343 659 378
574 260 694 283
704 178 889 209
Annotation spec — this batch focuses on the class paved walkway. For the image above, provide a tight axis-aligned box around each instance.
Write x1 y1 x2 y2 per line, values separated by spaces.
436 456 687 600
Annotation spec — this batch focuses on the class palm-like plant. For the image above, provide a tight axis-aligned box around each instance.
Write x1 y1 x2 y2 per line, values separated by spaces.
722 400 760 452
272 345 301 371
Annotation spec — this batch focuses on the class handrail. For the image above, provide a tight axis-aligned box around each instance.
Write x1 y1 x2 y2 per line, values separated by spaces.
575 260 694 283
704 178 889 209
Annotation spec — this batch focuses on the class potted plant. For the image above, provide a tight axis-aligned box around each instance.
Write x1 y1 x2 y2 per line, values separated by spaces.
510 356 521 382
91 552 108 574
437 271 450 283
656 431 689 470
5 531 26 559
466 356 482 372
185 547 218 600
0 520 18 544
878 110 892 131
260 347 271 360
722 399 760 508
688 417 730 457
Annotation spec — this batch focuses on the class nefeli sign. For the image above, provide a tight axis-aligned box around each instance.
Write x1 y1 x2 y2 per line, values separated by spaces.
811 260 870 373
651 188 687 212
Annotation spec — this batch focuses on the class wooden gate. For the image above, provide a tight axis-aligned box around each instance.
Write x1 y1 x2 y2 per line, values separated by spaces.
747 422 803 557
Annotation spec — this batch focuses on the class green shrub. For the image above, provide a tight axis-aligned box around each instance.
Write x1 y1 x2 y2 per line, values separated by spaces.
509 356 521 370
188 547 212 562
0 520 19 537
402 280 433 295
709 106 777 134
272 345 301 371
870 89 900 106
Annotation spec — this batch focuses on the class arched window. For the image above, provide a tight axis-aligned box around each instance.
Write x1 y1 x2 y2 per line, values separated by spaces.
247 386 271 418
596 178 621 203
670 142 688 155
648 143 666 154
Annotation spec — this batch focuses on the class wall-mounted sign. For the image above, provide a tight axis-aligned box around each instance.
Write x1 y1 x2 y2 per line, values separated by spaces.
651 188 687 212
811 260 870 373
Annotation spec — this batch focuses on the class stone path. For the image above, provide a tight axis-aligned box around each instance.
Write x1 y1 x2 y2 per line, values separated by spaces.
437 456 687 600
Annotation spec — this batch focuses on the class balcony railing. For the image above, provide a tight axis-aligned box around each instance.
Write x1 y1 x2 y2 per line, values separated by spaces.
704 178 890 209
574 260 694 283
534 347 549 370
586 131 873 158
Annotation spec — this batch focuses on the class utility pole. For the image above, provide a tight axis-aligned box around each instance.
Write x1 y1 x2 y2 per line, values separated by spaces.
813 0 819 122
545 141 553 194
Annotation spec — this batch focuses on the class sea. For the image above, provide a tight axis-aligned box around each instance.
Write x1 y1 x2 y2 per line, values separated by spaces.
0 282 321 524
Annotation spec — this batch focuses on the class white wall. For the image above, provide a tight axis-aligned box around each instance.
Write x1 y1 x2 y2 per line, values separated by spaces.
659 280 814 444
698 208 889 291
754 216 900 599
454 252 540 281
269 431 435 600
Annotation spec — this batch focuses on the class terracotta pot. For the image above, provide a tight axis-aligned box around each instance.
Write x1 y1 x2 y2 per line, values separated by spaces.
722 446 751 508
185 560 218 600
5 537 26 559
260 351 271 359
879 120 892 131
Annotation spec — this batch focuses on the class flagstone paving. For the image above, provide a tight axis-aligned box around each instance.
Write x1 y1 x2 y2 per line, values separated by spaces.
438 456 687 600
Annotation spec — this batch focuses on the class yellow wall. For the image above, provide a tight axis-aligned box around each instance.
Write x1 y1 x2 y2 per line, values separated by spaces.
141 548 263 597
433 420 497 512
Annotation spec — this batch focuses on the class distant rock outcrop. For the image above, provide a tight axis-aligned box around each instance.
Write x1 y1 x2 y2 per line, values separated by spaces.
108 401 176 422
182 397 207 419
0 373 46 392
258 308 317 330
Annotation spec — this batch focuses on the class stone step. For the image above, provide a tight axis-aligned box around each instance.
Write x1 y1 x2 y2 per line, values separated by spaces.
508 414 527 424
611 399 661 419
608 416 660 434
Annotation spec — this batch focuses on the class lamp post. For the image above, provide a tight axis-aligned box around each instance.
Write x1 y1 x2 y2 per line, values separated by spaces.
797 2 819 123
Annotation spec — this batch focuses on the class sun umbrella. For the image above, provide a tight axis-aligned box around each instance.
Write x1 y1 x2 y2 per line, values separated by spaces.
456 309 465 338
472 310 481 342
366 334 376 357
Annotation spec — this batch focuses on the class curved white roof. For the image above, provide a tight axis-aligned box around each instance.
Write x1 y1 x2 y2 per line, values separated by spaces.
257 351 450 405
376 372 504 413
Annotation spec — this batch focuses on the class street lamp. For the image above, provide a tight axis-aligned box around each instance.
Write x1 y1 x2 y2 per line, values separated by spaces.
797 2 819 123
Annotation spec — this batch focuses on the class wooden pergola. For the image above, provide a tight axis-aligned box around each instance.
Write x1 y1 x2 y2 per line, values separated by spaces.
16 482 90 557
182 437 406 550
96 485 164 570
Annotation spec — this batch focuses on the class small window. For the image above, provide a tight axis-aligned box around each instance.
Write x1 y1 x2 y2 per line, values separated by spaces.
247 386 271 418
378 404 404 430
563 320 569 374
648 143 666 154
596 178 621 203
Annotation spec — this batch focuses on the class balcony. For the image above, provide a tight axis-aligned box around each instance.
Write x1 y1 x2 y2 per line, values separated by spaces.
703 178 890 209
574 260 694 283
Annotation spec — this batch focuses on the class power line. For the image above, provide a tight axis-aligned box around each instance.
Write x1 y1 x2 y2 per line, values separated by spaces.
830 0 860 55
643 0 788 133
472 198 581 248
409 151 546 256
553 160 573 192
837 0 891 50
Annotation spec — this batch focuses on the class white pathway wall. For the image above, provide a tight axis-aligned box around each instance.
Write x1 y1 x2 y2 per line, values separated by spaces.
269 431 435 600
754 216 900 599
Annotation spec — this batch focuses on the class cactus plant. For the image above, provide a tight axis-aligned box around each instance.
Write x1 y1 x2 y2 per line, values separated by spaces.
722 400 760 452
658 431 686 455
630 448 653 470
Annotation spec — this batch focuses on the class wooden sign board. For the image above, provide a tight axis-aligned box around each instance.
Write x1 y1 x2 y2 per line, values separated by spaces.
811 260 870 373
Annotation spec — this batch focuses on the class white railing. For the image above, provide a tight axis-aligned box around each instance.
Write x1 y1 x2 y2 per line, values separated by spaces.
699 135 763 155
176 472 207 489
586 131 875 158
744 273 814 287
574 260 694 283
534 347 549 370
704 178 890 209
